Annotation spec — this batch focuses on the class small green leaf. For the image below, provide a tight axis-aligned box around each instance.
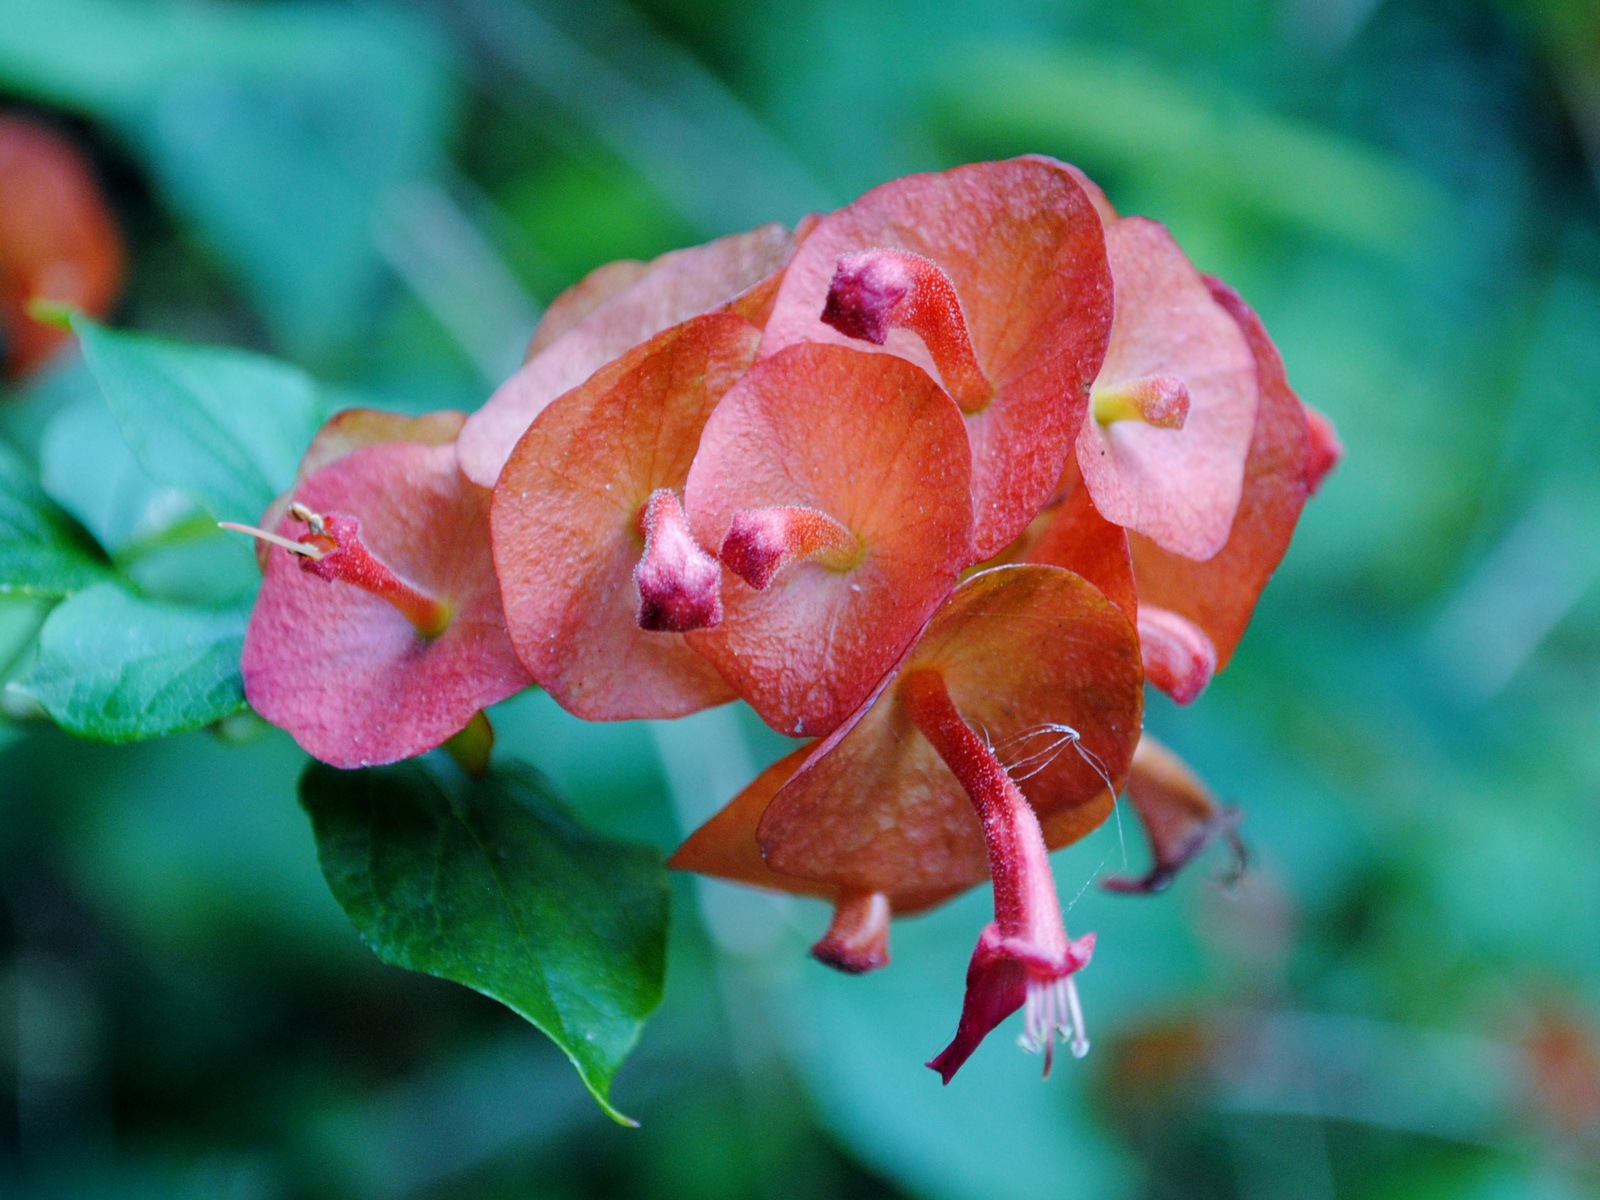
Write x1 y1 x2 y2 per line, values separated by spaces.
299 759 669 1125
71 316 327 523
19 582 247 741
0 438 111 596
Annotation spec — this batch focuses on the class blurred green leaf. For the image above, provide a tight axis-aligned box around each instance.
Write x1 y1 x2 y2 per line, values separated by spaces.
0 437 111 596
72 316 325 523
40 397 197 557
299 758 669 1126
0 0 458 355
936 43 1451 258
17 581 247 741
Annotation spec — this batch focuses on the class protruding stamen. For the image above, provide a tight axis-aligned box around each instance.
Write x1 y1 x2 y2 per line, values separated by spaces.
1303 404 1343 496
811 889 891 974
1092 374 1190 429
218 521 325 559
720 505 861 590
634 488 722 633
1137 606 1217 705
822 249 994 414
225 506 452 638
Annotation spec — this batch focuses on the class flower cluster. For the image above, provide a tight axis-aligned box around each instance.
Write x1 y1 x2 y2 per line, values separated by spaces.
234 157 1340 1081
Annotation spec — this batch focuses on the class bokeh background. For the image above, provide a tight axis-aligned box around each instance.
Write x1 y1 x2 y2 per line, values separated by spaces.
3 0 1600 1196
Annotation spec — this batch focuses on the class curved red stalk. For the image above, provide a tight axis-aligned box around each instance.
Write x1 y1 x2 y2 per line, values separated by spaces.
899 668 1094 1082
1092 374 1191 429
720 505 860 590
1138 605 1218 705
634 488 723 632
821 249 994 413
811 889 891 974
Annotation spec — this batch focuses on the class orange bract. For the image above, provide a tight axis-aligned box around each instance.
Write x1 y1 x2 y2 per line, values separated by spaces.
760 158 1114 559
755 564 1143 908
458 222 796 486
0 115 123 379
1078 218 1258 561
1127 278 1315 668
684 343 974 738
242 440 529 767
491 312 760 721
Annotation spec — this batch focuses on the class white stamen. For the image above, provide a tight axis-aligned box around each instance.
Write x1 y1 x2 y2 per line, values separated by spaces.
217 521 325 559
288 501 326 534
1020 975 1091 1073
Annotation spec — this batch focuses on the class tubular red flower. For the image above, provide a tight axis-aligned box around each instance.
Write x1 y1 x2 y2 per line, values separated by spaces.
719 505 860 591
1102 734 1244 895
821 250 993 413
900 669 1095 1082
811 889 891 974
1136 605 1218 706
635 488 723 633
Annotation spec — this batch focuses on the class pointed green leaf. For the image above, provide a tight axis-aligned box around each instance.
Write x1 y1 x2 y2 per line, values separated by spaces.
18 582 247 741
299 759 669 1125
0 438 111 596
71 316 326 523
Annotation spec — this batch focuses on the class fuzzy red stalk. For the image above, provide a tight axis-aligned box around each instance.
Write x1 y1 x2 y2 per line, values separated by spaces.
634 488 723 632
900 669 1095 1083
821 249 994 413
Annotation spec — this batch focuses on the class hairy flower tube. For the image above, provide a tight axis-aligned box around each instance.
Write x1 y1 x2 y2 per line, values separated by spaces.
676 565 1143 1075
238 434 529 767
490 312 759 720
760 157 1114 559
684 342 973 737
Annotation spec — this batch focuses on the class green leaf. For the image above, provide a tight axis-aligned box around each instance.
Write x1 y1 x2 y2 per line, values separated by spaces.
0 0 458 356
0 437 111 596
299 759 669 1125
72 316 326 523
18 582 247 741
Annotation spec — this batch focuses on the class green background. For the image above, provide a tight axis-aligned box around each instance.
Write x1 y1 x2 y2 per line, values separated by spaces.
3 0 1600 1196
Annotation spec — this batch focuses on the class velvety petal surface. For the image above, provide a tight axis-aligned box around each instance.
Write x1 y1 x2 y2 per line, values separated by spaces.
491 313 759 720
760 159 1114 558
255 408 466 570
1127 278 1313 667
1077 217 1257 561
459 222 795 486
757 565 1143 907
242 440 529 767
685 343 973 738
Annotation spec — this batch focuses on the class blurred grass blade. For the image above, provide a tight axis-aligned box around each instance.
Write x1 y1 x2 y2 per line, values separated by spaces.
936 43 1451 258
300 758 670 1126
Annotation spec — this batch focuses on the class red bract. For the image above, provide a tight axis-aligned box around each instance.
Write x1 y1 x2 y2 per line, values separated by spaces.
490 312 759 720
760 158 1114 559
0 115 123 380
457 222 796 487
1128 279 1338 672
684 343 973 738
240 437 529 767
1077 217 1257 562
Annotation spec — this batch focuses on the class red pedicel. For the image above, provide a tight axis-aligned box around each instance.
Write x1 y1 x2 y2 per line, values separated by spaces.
490 312 758 720
684 342 973 738
239 439 529 767
1101 734 1245 895
458 222 796 487
0 115 123 379
760 158 1114 559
